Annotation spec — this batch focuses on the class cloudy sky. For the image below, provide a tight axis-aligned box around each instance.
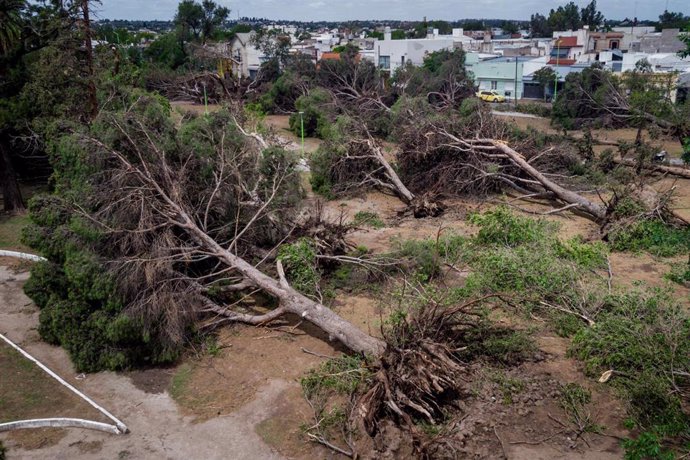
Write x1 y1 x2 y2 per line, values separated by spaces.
95 0 690 22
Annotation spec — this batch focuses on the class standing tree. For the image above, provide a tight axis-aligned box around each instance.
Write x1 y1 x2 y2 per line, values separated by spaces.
548 1 582 31
530 13 551 38
175 0 204 41
0 0 26 212
533 66 557 100
200 0 229 44
580 0 605 31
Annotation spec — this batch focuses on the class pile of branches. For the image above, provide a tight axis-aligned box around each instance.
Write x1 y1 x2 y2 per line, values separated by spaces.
145 71 240 103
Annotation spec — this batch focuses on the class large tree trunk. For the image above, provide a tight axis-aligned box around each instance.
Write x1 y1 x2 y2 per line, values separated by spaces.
177 209 387 357
487 140 608 221
613 157 690 179
0 142 25 213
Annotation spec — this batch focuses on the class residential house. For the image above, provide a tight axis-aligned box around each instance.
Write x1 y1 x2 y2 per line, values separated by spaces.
469 55 529 99
372 27 454 73
638 29 687 54
229 32 264 79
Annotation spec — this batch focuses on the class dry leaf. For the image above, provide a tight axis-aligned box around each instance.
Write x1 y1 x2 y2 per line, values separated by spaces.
598 370 614 383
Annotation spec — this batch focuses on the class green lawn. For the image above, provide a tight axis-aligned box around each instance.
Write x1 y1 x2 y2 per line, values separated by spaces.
0 214 30 252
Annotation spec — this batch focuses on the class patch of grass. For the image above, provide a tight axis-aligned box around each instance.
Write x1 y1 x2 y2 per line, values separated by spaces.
301 355 370 401
559 383 603 434
391 233 469 282
169 363 193 402
488 370 525 405
555 237 609 269
0 214 31 251
353 211 385 229
608 220 690 257
664 261 690 286
0 341 96 422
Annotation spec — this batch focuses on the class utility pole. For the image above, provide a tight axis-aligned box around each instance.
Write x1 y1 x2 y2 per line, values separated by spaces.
299 111 305 155
514 55 519 106
554 38 560 101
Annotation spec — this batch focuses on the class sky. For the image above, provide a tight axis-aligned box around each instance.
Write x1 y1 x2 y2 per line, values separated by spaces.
95 0 690 22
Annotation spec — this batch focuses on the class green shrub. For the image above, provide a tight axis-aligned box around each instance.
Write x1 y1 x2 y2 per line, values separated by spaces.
623 431 675 460
288 89 331 138
570 289 690 437
555 237 608 269
353 211 385 229
277 238 321 297
468 206 556 247
664 261 690 285
608 220 690 257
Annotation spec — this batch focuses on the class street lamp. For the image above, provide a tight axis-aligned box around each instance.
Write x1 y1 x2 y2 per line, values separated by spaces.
299 111 305 155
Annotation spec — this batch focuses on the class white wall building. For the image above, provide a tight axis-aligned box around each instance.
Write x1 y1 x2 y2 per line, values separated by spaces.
229 32 265 78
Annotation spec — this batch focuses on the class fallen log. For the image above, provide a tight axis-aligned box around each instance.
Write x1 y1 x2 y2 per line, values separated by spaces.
613 158 690 179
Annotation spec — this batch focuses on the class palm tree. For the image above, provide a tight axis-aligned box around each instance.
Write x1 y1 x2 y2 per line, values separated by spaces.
0 0 25 55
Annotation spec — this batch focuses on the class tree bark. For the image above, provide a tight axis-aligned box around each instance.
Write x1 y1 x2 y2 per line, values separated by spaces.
613 157 690 179
0 141 25 213
486 140 608 220
179 210 387 356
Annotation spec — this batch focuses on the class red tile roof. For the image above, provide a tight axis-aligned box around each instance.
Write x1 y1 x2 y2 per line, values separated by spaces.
553 36 578 47
320 52 341 60
547 58 576 65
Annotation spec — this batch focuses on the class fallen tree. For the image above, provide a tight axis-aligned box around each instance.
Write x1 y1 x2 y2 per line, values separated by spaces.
310 116 444 217
613 157 690 179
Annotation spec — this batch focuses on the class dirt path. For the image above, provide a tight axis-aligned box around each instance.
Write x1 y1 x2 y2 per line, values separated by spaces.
0 265 289 460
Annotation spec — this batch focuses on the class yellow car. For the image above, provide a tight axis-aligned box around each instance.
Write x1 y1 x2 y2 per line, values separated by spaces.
476 90 506 103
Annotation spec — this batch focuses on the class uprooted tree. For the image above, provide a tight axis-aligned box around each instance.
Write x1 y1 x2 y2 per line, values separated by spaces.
23 97 386 371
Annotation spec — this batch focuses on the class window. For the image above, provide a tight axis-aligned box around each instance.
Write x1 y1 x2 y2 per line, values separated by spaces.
490 81 497 90
378 55 390 70
401 56 405 66
610 40 619 50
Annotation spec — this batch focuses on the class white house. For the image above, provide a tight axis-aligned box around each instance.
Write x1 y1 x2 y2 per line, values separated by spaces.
372 27 456 74
229 32 265 79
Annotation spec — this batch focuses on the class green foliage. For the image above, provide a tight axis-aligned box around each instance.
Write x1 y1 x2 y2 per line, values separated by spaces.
353 211 385 229
288 88 331 138
555 237 608 269
559 383 600 432
144 33 186 69
608 220 690 257
570 289 690 437
0 439 5 460
301 355 370 400
278 238 320 297
682 138 690 165
468 206 556 247
664 261 690 285
392 233 469 282
462 328 535 365
623 431 674 460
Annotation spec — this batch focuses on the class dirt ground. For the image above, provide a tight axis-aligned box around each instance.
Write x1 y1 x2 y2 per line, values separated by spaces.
2 108 689 459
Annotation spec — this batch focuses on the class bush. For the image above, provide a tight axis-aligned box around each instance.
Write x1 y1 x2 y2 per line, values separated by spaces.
278 238 321 297
570 289 690 437
353 211 385 229
468 206 556 247
608 220 690 257
288 88 332 138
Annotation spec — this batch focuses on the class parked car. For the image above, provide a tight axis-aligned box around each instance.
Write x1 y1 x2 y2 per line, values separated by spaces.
476 90 506 103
